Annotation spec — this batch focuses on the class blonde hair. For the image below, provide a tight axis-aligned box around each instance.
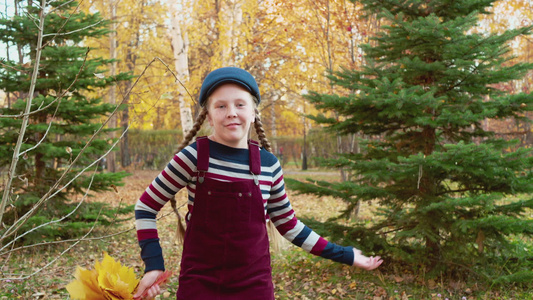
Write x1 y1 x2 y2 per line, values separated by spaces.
170 95 282 251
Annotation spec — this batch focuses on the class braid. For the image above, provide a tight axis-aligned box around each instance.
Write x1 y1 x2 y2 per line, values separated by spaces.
171 106 208 244
170 195 186 245
253 106 283 252
253 107 272 152
175 107 208 154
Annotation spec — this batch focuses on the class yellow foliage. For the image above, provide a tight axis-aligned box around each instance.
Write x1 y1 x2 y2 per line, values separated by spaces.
66 253 140 300
66 267 102 300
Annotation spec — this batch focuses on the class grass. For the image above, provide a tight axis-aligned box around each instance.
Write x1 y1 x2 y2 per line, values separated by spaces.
0 169 532 299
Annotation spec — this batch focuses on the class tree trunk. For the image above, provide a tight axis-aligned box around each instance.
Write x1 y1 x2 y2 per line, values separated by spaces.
106 2 117 172
221 0 243 65
302 96 308 171
34 132 45 190
420 125 439 259
34 91 48 190
169 0 193 134
350 133 361 220
271 92 278 153
121 80 131 168
4 39 11 108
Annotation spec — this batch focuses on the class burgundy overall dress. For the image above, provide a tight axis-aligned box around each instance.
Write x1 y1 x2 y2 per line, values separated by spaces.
176 137 275 300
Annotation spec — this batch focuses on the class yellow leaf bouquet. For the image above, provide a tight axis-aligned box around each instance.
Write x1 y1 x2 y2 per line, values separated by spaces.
66 252 140 300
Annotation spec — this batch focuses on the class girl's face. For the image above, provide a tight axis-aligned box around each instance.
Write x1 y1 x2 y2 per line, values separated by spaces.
206 83 256 149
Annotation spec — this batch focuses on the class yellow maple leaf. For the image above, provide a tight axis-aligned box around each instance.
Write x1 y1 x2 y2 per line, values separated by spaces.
66 266 103 300
67 252 140 300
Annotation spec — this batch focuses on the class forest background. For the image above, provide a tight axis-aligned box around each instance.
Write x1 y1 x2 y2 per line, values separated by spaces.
2 0 532 169
1 0 532 299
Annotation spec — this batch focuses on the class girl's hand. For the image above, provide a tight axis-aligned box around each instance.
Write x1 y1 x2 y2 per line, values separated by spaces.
352 248 383 271
133 270 164 300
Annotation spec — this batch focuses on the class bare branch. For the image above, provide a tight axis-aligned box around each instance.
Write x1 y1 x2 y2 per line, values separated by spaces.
0 226 135 257
154 57 196 104
0 204 185 257
0 57 172 241
46 0 77 15
0 60 25 73
31 0 44 11
0 56 184 258
41 0 83 48
0 231 18 276
0 207 103 281
0 164 99 253
0 0 47 227
17 100 61 157
42 20 104 38
0 122 130 241
24 11 41 30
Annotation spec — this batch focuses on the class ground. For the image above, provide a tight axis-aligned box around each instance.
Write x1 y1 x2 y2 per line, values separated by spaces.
0 170 530 299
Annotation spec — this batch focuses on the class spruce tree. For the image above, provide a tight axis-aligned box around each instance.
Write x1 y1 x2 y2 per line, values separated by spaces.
0 1 132 243
289 0 533 282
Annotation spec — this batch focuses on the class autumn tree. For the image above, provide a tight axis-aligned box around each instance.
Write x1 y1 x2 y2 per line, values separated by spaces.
80 0 186 170
289 0 533 283
0 0 132 244
478 0 533 148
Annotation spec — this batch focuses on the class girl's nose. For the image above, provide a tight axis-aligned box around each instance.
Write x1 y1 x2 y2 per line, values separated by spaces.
226 106 237 118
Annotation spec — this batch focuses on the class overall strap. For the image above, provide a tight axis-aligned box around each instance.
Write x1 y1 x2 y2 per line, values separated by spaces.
196 136 210 183
248 139 261 185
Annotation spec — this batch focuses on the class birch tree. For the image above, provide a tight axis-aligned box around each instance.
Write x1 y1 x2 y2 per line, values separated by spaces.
169 0 194 134
220 0 243 66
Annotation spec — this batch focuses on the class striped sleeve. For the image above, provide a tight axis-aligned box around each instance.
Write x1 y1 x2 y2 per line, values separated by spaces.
266 162 354 266
135 146 196 272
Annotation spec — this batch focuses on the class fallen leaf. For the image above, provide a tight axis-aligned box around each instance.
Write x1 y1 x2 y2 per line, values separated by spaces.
401 291 410 300
31 292 46 298
427 279 437 289
394 276 404 283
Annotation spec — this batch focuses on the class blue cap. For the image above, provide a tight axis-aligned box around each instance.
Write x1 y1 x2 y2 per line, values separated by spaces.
199 67 260 107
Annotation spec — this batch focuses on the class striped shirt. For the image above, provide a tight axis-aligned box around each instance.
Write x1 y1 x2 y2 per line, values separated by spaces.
135 139 354 272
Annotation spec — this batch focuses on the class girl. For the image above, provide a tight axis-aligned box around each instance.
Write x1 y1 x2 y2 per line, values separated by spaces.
133 67 382 300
